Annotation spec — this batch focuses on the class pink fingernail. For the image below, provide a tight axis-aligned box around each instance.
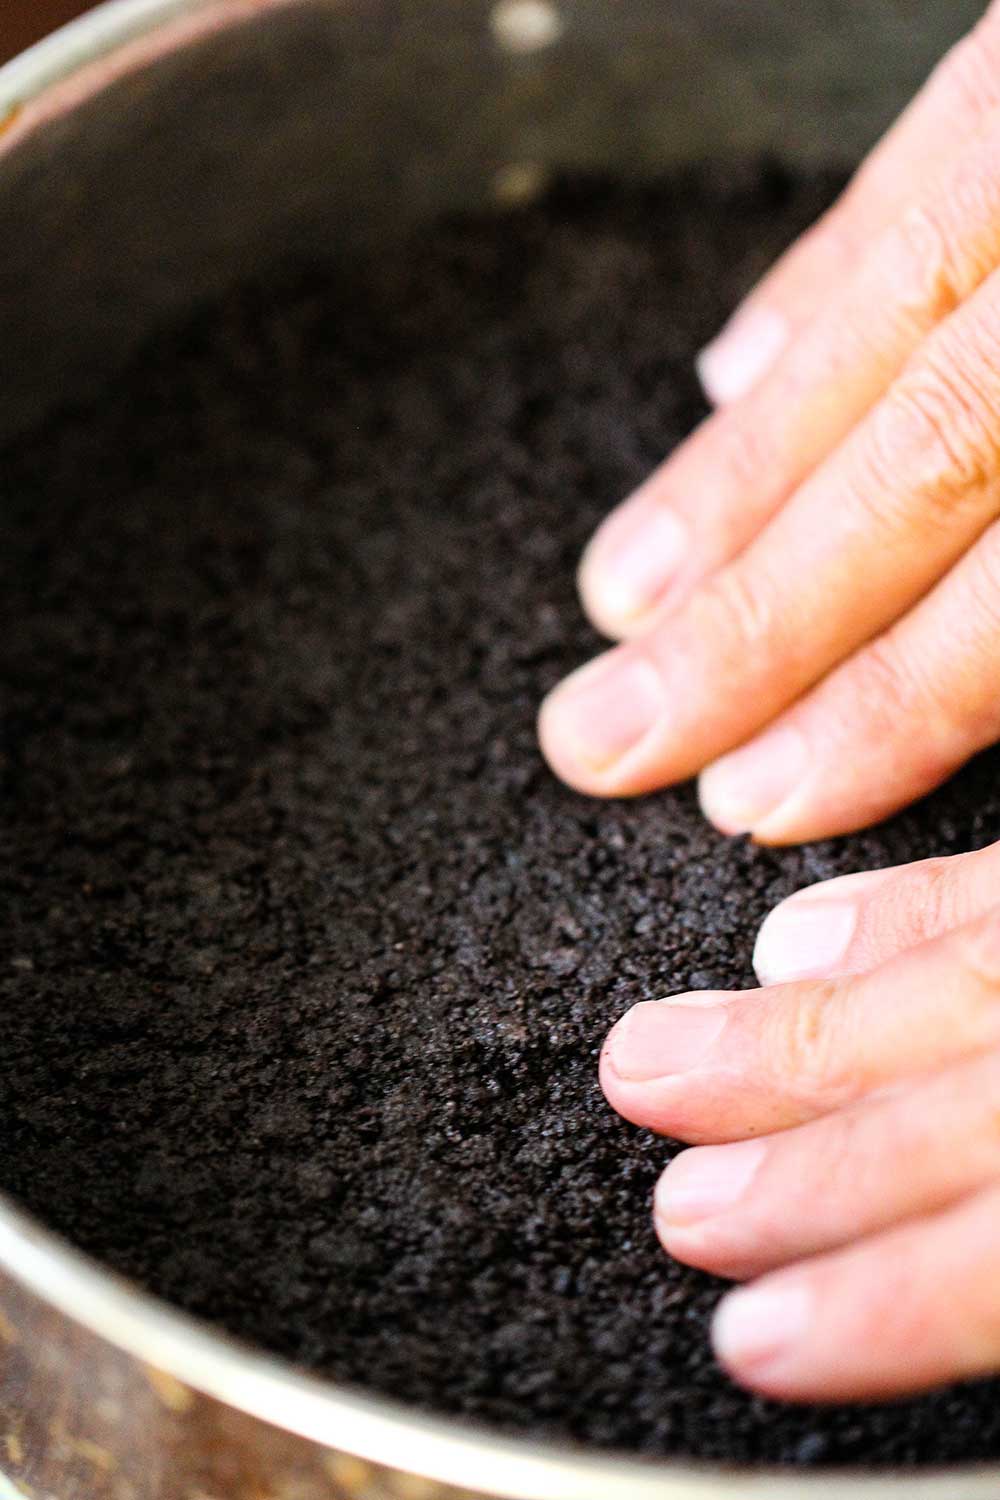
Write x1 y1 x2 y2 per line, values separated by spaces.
753 899 859 985
607 995 729 1082
655 1142 767 1227
698 726 809 836
583 502 688 624
712 1281 813 1374
697 307 788 406
541 652 664 773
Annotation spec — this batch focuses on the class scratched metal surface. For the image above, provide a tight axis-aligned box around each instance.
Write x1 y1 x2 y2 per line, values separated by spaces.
0 0 986 446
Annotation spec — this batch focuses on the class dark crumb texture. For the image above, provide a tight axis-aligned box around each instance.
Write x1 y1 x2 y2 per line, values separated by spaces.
3 166 1000 1468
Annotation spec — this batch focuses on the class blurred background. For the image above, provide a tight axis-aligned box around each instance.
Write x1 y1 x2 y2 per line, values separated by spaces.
2 1 94 64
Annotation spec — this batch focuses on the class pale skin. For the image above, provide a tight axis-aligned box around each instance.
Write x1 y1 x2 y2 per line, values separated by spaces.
537 3 1000 1402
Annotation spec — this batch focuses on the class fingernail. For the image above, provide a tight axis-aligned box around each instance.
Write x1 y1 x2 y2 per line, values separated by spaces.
655 1141 766 1227
712 1281 813 1374
698 726 808 835
697 307 788 406
542 652 664 773
583 503 688 624
607 995 728 1082
753 899 859 985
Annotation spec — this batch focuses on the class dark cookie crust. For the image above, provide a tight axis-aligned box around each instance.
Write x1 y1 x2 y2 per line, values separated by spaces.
3 168 999 1466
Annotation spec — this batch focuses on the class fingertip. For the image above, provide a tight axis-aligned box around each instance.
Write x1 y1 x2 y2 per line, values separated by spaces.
653 1143 767 1277
537 649 668 796
597 1042 652 1131
577 497 688 640
711 1279 814 1398
752 897 859 986
696 307 788 407
598 1010 625 1084
697 726 809 838
537 691 600 798
597 1007 684 1133
696 779 752 838
752 868 900 983
653 1197 722 1271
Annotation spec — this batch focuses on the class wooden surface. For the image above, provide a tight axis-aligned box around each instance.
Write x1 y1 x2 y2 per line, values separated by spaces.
1 1 95 64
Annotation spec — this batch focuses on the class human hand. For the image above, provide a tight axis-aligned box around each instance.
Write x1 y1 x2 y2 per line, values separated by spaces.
540 1 1000 842
601 842 1000 1401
